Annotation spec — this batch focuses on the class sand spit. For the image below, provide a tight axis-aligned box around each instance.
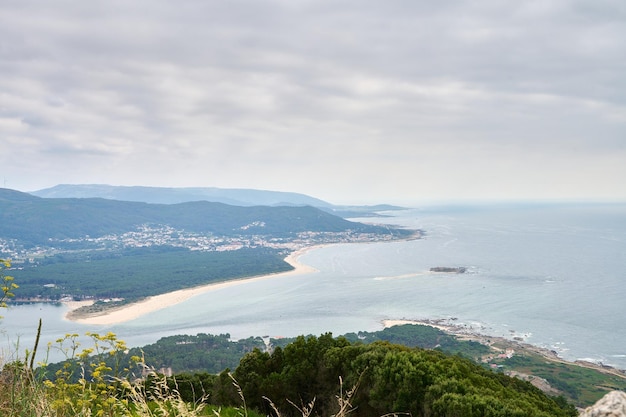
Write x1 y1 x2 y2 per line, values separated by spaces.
64 247 319 326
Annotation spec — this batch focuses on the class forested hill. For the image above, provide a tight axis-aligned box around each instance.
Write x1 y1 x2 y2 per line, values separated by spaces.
1 188 414 301
0 188 409 247
42 329 580 416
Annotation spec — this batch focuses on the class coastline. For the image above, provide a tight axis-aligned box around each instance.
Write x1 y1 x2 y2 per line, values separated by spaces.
382 319 626 378
64 247 321 326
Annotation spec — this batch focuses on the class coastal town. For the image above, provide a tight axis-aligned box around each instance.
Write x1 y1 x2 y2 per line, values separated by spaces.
0 223 419 266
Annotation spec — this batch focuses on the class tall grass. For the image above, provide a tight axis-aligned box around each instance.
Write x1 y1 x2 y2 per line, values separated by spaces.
1 259 370 417
1 258 216 416
1 330 357 417
1 330 214 416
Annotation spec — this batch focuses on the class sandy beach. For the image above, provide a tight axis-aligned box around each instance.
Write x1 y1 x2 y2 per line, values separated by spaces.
64 247 320 326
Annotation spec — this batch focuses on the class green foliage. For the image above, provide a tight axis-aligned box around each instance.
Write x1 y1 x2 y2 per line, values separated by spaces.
41 325 622 410
227 335 577 417
10 247 292 300
138 334 265 374
48 326 479 382
342 324 491 360
2 331 228 416
44 334 266 383
1 332 133 416
0 259 19 318
1 259 18 307
2 327 582 417
40 333 134 416
0 359 50 416
495 353 626 406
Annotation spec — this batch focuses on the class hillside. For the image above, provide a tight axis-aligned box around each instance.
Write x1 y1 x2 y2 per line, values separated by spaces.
31 184 333 207
44 324 625 408
36 330 579 417
0 188 415 301
0 188 410 247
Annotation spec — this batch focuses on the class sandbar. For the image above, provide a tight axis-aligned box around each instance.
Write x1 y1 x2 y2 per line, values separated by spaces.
64 247 320 326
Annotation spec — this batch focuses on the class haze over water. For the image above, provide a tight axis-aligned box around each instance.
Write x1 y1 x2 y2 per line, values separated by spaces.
2 203 625 369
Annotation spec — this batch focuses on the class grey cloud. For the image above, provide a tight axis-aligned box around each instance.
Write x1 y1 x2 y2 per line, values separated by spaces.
1 0 624 202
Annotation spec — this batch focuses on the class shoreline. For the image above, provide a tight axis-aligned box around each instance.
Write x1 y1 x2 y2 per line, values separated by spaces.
64 246 321 326
382 318 626 377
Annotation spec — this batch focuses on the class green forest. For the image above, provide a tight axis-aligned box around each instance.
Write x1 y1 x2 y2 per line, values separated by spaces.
34 331 579 417
43 326 490 379
9 247 292 300
38 324 626 412
228 334 578 417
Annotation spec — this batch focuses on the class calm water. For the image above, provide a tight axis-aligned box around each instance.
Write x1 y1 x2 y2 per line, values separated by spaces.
2 203 625 369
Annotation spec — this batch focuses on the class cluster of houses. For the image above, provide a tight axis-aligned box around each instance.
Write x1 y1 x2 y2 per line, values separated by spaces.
1 223 399 264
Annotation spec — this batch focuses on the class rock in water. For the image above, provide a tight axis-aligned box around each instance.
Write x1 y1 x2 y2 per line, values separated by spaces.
580 391 626 417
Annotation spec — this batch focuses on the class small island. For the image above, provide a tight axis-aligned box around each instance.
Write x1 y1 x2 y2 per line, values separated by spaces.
430 266 466 273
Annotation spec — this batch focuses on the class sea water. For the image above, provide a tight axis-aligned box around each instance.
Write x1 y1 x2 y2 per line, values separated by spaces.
2 203 625 369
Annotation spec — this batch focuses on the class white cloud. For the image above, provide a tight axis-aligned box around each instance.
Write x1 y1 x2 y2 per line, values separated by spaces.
0 0 624 203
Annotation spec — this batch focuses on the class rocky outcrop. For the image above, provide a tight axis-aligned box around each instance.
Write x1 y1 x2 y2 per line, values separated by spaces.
580 391 626 417
430 266 466 273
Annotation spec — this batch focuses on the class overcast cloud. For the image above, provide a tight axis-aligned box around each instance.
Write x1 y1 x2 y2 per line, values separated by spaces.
1 0 625 204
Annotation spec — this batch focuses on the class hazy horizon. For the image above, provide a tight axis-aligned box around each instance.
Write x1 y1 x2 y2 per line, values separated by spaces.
8 183 625 208
1 1 624 205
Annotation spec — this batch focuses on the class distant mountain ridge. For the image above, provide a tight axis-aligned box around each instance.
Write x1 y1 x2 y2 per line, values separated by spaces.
0 188 410 247
31 184 333 207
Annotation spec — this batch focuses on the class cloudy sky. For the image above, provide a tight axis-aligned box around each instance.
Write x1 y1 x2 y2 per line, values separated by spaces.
1 1 625 205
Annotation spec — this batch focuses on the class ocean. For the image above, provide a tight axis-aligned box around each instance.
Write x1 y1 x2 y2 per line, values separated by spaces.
2 203 625 369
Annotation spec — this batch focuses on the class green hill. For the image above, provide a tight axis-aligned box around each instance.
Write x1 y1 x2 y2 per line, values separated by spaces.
1 188 414 301
41 325 626 409
0 188 409 247
37 330 579 417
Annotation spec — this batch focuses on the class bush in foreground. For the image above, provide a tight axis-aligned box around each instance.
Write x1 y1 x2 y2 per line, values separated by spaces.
2 330 578 417
225 333 577 417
